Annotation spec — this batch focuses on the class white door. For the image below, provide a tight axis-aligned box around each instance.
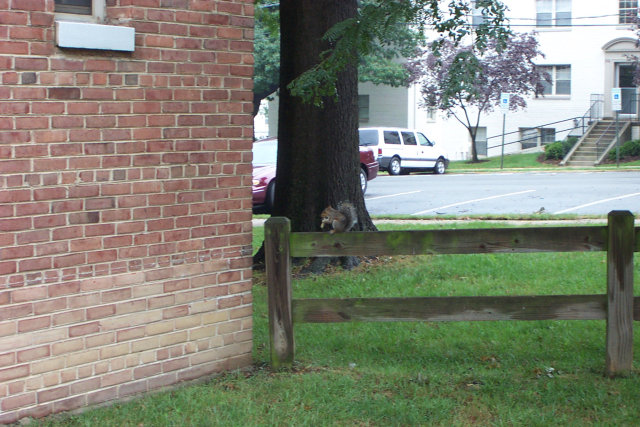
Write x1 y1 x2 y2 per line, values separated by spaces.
382 130 405 171
616 63 636 115
400 130 422 168
416 132 437 168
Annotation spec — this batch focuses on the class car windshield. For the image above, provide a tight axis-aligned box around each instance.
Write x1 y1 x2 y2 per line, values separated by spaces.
252 139 278 166
359 129 378 146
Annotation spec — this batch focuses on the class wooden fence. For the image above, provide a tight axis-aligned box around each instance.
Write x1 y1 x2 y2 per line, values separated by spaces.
265 211 638 376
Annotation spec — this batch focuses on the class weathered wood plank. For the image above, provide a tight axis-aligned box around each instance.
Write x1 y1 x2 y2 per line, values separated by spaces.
265 217 294 369
289 226 608 258
606 211 635 376
293 295 608 323
266 215 637 372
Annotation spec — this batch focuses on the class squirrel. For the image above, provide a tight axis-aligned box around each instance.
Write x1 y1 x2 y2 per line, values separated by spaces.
320 201 357 234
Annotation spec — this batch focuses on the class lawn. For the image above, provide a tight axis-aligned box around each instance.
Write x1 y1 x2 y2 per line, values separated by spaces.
448 152 551 171
37 222 640 426
447 152 640 172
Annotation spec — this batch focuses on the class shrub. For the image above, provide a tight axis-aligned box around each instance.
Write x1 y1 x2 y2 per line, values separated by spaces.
563 136 578 154
608 139 640 160
544 141 564 160
544 137 578 161
619 139 640 157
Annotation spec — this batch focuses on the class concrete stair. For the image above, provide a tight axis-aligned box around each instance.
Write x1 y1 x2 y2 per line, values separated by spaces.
564 120 616 166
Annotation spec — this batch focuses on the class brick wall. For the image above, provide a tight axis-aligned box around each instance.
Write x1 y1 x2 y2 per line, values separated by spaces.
0 0 254 422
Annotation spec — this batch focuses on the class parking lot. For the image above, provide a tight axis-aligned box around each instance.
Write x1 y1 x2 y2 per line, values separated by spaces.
364 170 640 216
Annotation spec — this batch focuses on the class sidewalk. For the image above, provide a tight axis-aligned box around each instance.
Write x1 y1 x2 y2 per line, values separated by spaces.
252 217 618 227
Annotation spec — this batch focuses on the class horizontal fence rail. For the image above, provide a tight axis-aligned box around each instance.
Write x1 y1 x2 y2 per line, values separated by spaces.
266 212 637 376
294 296 640 323
290 227 608 257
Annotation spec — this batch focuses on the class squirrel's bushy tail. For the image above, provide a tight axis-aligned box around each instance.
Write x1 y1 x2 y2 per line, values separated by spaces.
337 201 357 231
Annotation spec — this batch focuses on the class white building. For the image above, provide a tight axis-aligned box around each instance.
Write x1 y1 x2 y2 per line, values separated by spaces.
263 1 640 161
358 1 640 160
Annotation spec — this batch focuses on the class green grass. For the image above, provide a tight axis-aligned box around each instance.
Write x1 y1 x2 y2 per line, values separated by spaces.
448 152 551 171
447 152 640 172
37 222 640 426
597 158 640 168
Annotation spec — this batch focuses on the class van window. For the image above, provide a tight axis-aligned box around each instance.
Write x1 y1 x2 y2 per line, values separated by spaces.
401 131 417 145
417 132 433 146
383 130 401 145
358 129 378 146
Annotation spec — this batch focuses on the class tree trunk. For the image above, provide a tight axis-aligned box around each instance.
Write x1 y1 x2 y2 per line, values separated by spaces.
275 0 374 233
468 126 479 162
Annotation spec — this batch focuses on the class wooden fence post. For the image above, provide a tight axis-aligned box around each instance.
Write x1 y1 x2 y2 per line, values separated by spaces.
606 210 635 376
265 217 294 369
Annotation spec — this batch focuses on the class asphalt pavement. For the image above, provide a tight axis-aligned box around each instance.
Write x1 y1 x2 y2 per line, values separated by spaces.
364 170 640 216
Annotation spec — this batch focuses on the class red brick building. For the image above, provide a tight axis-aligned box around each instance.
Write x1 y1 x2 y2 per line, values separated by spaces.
0 0 254 422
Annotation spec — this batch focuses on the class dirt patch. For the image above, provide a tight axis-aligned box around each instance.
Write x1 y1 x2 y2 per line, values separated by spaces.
536 153 561 165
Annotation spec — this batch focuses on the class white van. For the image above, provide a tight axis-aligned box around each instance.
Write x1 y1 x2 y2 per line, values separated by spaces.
358 127 449 175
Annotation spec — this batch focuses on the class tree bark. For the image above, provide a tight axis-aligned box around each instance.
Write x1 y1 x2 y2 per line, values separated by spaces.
276 0 374 233
468 126 479 163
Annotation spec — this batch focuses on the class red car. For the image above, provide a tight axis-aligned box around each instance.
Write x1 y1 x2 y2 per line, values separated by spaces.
252 138 379 213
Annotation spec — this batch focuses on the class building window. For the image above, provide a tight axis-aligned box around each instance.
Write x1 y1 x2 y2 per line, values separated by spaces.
55 0 91 15
619 1 638 24
55 0 105 20
520 127 556 149
536 0 571 27
520 128 538 149
358 95 369 123
541 128 556 143
426 107 437 122
538 65 571 95
471 1 486 27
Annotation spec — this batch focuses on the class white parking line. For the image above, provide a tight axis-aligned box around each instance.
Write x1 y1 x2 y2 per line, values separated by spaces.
554 192 640 214
367 190 422 201
412 189 537 215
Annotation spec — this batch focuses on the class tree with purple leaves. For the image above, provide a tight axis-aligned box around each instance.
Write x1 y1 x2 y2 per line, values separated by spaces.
408 33 547 162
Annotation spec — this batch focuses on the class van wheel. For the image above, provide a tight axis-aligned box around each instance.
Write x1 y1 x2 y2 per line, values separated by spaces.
433 158 446 174
388 157 402 175
360 168 368 194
